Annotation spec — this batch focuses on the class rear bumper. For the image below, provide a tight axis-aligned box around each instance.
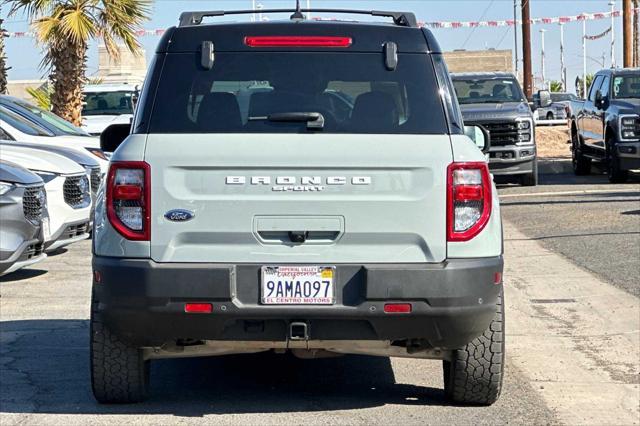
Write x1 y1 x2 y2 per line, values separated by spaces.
93 256 503 350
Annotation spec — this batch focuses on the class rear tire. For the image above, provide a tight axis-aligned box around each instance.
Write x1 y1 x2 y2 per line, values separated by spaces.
572 130 591 175
520 159 538 186
443 290 505 406
90 291 150 403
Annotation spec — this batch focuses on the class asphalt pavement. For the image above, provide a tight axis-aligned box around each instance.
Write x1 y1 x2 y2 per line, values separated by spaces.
1 164 639 425
498 167 640 297
0 241 556 425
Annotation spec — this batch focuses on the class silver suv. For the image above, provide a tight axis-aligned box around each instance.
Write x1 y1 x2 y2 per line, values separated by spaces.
0 160 46 276
91 7 505 405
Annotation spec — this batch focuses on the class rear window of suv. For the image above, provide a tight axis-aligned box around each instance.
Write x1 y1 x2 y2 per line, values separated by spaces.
147 52 448 134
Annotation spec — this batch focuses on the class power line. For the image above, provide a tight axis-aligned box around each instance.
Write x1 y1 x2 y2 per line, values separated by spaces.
461 0 495 49
496 26 512 48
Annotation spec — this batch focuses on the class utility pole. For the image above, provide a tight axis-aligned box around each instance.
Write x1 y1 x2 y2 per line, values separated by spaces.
583 18 587 98
252 0 256 22
635 0 639 67
307 0 311 19
514 0 519 76
560 23 566 91
540 29 547 90
610 1 616 67
522 0 532 99
623 0 633 66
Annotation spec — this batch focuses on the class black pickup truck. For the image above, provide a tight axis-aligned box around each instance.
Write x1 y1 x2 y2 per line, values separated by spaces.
568 68 640 183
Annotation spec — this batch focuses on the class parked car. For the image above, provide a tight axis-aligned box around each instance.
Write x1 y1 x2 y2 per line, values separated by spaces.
0 104 109 172
533 92 571 120
2 141 102 219
0 160 47 276
451 72 548 186
0 144 92 252
91 7 505 405
568 68 640 182
0 95 93 138
82 83 139 135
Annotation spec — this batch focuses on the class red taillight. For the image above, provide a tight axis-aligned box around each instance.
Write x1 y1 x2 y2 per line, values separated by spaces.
244 36 352 48
454 184 483 201
384 303 412 314
113 184 142 200
447 162 492 242
184 303 213 313
106 161 150 241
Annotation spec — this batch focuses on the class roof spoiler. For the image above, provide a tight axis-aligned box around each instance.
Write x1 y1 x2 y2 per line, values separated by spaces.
178 9 418 28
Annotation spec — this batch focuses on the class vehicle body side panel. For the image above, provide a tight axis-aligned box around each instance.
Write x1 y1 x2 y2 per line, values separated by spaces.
447 135 502 258
93 134 150 258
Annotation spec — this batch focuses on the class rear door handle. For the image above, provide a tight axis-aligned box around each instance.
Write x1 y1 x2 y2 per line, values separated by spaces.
254 216 344 245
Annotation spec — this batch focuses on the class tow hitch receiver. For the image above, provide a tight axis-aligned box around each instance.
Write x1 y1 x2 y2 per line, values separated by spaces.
289 322 309 341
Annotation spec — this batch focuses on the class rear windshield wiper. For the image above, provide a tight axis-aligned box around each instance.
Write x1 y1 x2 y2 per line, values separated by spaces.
249 112 325 130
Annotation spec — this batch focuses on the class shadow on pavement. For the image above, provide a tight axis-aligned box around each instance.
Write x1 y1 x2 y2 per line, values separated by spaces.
495 168 640 188
45 248 69 257
0 269 48 283
0 320 448 416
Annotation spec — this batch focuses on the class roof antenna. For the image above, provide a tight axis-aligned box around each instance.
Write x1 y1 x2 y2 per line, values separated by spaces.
290 0 306 21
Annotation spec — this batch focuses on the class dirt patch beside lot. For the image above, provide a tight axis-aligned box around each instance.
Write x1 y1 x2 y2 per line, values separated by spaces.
536 126 570 158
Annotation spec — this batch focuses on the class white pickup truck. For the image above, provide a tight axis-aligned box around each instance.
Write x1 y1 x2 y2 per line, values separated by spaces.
82 84 139 136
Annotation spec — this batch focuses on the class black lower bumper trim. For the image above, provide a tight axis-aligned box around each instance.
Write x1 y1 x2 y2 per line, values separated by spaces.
93 257 503 349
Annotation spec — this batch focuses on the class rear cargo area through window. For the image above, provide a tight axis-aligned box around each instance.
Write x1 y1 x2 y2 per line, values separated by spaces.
148 52 447 134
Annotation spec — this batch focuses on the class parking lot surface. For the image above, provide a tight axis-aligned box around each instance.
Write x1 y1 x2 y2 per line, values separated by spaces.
1 167 639 425
499 168 640 297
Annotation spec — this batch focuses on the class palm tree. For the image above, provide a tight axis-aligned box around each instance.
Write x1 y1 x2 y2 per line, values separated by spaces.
549 80 563 93
0 11 9 94
9 0 149 125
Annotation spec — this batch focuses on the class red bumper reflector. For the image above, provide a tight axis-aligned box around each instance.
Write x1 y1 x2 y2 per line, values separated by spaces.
184 303 213 313
384 303 412 314
494 272 503 285
244 36 353 48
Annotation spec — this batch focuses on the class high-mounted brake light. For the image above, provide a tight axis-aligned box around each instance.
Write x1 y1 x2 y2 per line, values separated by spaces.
106 161 151 241
244 36 352 48
447 162 492 242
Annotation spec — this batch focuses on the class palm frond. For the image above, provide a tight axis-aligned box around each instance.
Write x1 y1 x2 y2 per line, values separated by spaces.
8 0 55 20
58 1 96 45
32 15 59 43
98 0 150 54
26 85 52 109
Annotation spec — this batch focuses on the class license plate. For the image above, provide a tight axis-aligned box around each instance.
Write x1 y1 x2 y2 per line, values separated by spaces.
42 217 50 239
261 266 335 305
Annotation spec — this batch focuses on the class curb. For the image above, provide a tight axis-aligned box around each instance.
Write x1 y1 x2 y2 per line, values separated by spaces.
538 158 572 175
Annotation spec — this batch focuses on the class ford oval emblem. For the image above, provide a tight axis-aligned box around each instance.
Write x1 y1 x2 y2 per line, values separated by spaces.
164 209 195 222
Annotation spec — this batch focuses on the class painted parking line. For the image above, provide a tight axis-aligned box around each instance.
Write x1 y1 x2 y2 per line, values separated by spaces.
500 189 640 198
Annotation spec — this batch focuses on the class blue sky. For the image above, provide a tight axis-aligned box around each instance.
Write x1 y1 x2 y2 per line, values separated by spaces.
2 0 629 92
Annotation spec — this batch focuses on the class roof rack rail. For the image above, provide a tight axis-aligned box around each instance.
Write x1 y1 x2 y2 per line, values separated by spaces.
178 9 418 28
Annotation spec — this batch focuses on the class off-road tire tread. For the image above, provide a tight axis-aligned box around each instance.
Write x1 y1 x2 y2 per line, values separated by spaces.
90 294 149 403
444 291 504 405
